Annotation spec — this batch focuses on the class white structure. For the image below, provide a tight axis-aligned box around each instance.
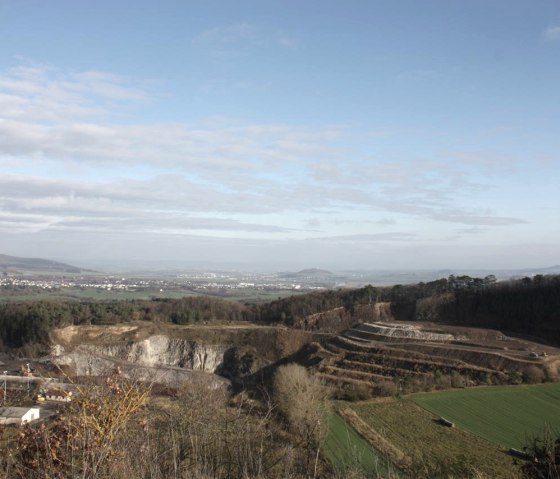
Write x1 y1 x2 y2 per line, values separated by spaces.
45 389 72 402
0 407 40 425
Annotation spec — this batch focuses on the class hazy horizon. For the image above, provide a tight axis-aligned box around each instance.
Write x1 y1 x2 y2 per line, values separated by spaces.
1 1 559 270
3 251 559 277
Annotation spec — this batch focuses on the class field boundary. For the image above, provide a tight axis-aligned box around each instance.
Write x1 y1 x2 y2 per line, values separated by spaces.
344 397 521 478
412 382 560 449
324 410 399 476
338 407 412 472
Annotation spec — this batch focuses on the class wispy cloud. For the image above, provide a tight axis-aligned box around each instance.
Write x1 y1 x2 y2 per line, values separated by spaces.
0 63 533 241
0 174 298 235
432 214 526 226
193 22 298 53
314 233 416 243
0 63 148 128
542 25 560 41
456 227 487 235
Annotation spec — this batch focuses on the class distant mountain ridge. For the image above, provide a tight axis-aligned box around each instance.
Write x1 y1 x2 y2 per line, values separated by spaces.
0 254 92 274
278 268 333 279
534 265 560 272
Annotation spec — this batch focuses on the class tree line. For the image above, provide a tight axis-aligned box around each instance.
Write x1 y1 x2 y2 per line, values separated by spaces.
1 274 559 353
0 297 247 353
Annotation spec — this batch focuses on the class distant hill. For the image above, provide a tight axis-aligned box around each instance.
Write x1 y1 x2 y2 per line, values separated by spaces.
0 254 92 274
535 265 560 273
278 268 333 279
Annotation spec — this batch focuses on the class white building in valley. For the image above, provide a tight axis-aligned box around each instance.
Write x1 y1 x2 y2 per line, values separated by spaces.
0 407 40 425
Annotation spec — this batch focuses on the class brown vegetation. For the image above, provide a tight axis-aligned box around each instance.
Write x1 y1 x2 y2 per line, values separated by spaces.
274 363 326 474
0 367 338 479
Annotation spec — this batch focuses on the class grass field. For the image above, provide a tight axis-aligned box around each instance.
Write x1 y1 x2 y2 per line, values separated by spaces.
324 411 398 477
413 383 560 449
214 289 304 303
346 398 519 478
0 287 302 303
0 288 197 302
64 288 197 301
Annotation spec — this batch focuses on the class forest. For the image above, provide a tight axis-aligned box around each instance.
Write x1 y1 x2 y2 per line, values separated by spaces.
1 274 559 354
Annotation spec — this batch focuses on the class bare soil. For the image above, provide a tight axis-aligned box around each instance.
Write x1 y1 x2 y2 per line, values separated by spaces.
316 320 560 390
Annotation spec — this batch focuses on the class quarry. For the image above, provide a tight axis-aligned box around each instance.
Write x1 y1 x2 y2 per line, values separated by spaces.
46 312 560 393
314 320 560 392
2 275 560 479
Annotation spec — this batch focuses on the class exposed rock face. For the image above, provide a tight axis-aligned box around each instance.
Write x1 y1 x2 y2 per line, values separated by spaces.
374 302 394 322
52 336 228 376
353 322 457 342
49 323 300 384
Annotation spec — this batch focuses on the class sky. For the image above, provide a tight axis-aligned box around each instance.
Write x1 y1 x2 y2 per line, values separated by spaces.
0 0 559 271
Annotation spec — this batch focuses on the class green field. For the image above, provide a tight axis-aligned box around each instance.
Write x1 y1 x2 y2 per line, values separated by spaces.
324 411 398 477
414 383 560 449
0 286 302 303
347 398 519 478
0 287 197 302
214 289 304 303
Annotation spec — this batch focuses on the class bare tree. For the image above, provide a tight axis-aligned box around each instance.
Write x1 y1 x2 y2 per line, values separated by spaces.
274 363 326 475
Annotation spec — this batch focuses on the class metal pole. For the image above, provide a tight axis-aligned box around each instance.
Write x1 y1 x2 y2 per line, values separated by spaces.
3 371 6 405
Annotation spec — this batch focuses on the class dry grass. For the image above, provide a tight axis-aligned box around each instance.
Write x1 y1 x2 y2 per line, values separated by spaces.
344 398 520 478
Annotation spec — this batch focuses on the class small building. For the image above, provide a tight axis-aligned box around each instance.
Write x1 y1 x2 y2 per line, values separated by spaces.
45 388 72 402
0 407 40 426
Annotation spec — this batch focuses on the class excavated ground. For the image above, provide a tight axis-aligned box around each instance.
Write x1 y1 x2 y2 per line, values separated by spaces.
49 321 313 385
314 321 560 391
47 317 560 392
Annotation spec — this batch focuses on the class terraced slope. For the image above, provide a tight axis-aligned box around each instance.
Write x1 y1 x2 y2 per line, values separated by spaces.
314 321 560 392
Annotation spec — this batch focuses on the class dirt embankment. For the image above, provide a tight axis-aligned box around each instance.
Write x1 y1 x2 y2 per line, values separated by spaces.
338 408 412 472
315 320 560 391
52 322 291 349
375 302 394 321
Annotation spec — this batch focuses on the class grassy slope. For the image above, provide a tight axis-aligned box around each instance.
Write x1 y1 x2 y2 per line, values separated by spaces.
0 287 301 303
324 411 397 477
413 383 560 449
0 288 198 302
347 398 519 478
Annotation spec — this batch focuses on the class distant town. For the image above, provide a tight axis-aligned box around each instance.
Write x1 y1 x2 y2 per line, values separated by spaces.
0 270 331 298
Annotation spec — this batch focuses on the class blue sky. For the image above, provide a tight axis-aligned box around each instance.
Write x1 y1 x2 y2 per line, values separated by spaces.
0 0 559 270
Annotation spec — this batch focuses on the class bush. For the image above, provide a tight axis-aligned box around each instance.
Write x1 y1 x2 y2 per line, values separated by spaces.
523 366 545 384
521 427 560 478
451 373 466 388
373 380 398 397
9 370 149 478
274 363 326 473
336 384 371 401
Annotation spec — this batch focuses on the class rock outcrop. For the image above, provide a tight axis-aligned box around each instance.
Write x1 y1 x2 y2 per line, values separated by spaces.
52 336 227 376
48 322 302 384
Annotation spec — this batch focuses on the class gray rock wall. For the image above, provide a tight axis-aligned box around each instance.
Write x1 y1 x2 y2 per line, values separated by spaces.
52 335 228 377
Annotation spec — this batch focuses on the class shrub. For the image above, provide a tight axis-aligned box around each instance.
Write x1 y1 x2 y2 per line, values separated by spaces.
523 366 545 384
521 426 560 478
374 380 398 397
274 363 326 473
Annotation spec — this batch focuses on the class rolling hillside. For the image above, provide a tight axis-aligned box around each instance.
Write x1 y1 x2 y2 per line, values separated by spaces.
0 254 92 274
